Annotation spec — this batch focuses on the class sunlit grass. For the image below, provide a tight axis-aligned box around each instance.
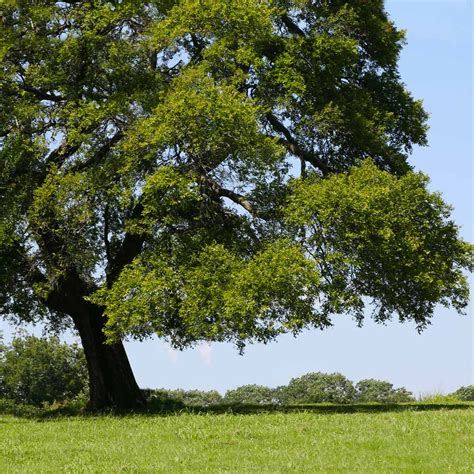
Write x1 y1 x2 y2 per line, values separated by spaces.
1 408 472 472
417 392 462 403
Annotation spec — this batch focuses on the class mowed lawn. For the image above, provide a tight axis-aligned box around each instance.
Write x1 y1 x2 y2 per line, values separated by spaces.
1 409 472 472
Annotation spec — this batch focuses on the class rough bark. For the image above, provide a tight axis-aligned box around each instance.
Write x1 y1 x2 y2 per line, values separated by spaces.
71 302 146 410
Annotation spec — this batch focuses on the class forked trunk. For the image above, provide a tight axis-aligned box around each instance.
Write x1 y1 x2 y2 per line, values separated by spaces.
72 302 146 410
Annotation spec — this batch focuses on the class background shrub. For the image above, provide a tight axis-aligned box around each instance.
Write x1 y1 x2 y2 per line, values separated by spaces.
144 388 222 408
144 389 185 411
0 332 88 406
180 389 223 406
282 372 356 404
451 385 474 401
355 379 414 403
224 385 276 405
0 398 41 417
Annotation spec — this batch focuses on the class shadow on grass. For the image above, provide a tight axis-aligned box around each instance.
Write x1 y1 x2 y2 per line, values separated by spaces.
167 402 474 417
37 401 474 419
199 402 473 415
2 400 472 420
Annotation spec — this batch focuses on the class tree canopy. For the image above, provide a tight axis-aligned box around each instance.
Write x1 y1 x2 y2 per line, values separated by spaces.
0 1 472 408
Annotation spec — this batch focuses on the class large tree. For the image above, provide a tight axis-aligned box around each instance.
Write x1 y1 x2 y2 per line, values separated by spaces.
0 0 471 409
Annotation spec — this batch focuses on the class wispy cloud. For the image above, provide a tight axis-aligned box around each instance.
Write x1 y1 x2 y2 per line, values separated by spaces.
197 343 213 366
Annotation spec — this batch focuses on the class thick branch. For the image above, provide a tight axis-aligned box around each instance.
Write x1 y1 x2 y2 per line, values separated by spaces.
218 187 255 215
106 203 146 285
266 113 294 143
281 14 306 37
71 131 123 172
200 174 257 215
18 83 63 102
22 251 93 316
0 82 63 102
45 140 82 168
266 113 329 174
43 122 98 170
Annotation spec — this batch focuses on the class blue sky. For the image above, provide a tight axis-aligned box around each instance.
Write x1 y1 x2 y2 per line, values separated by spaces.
1 1 472 396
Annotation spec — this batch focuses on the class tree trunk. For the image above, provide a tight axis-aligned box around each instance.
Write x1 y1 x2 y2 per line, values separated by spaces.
71 302 146 410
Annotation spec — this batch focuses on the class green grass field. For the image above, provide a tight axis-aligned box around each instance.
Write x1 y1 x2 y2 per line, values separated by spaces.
1 407 472 472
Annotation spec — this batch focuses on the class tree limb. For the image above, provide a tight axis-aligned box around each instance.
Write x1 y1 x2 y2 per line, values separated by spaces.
106 203 146 286
45 140 82 168
71 131 123 172
281 14 306 37
18 83 64 102
218 187 255 215
200 174 257 215
43 122 98 170
266 113 329 174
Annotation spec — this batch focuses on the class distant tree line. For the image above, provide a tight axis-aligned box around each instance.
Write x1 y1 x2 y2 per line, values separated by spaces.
1 334 473 408
145 374 474 407
145 373 417 408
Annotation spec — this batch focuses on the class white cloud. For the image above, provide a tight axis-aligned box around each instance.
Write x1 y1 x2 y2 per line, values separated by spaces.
197 343 213 366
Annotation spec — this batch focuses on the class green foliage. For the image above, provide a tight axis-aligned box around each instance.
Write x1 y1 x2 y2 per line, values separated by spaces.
0 333 88 406
140 376 474 407
0 0 471 354
282 372 356 404
125 69 281 177
285 160 473 328
95 158 473 346
355 379 414 403
92 239 324 348
144 388 222 408
143 389 185 411
451 386 474 402
179 389 223 407
224 384 276 405
0 398 41 418
28 167 100 276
